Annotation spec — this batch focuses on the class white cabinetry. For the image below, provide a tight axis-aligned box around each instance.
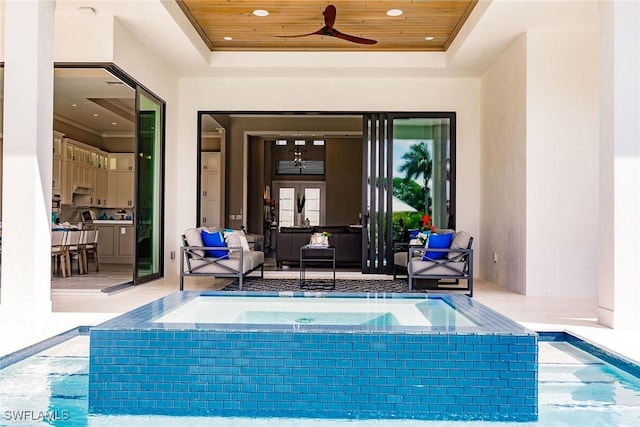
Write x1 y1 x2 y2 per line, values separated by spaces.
59 137 109 206
107 153 135 208
52 131 64 196
108 171 134 208
201 152 221 227
109 153 135 171
95 169 108 207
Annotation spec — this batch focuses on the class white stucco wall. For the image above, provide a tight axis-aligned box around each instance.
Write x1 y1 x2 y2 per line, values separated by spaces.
480 35 528 294
598 0 640 329
174 77 482 277
481 30 600 297
526 30 600 297
54 15 181 278
54 16 114 62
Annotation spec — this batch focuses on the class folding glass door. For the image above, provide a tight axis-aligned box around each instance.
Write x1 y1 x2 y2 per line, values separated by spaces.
362 113 455 274
134 88 164 284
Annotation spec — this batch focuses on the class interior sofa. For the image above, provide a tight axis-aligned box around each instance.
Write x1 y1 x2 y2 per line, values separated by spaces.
276 225 362 268
180 227 264 291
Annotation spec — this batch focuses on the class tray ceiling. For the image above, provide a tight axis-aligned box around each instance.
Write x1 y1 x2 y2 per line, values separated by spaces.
177 0 478 52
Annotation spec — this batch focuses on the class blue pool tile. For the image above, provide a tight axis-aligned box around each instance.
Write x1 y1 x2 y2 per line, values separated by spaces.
88 291 538 422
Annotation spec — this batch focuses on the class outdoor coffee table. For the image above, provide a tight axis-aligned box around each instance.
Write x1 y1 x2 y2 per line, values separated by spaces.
299 244 336 289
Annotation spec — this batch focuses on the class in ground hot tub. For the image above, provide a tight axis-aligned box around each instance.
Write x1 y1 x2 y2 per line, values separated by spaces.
89 291 538 421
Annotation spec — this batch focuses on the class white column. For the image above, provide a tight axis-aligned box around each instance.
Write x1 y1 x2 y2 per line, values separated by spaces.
0 0 55 314
598 0 640 329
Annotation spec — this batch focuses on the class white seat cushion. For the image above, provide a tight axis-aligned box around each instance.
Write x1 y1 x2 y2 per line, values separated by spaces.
187 251 264 274
409 258 467 276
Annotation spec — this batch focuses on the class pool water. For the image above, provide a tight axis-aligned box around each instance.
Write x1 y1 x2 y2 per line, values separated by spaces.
235 311 401 326
152 296 478 327
1 336 639 426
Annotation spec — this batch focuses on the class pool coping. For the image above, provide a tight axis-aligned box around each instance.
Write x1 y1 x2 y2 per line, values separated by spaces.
539 331 640 378
92 290 537 336
1 298 638 381
0 325 90 370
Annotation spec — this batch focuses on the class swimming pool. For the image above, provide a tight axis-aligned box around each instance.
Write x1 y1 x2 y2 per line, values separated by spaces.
1 334 639 426
88 291 538 421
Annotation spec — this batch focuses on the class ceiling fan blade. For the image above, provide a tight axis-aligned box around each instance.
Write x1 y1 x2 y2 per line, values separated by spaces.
323 5 337 28
329 29 377 45
276 5 377 45
276 27 327 39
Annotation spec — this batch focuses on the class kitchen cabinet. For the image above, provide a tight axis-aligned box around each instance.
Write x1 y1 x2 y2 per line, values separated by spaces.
62 161 74 205
108 171 134 208
95 169 108 206
58 137 110 207
52 156 62 195
52 131 64 195
95 222 134 263
108 153 135 171
201 152 221 227
106 153 135 208
96 224 116 257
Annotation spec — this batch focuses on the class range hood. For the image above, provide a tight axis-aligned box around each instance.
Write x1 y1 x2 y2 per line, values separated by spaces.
72 186 93 195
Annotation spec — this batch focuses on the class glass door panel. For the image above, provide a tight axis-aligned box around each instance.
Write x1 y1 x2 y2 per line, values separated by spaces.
304 188 321 225
134 89 164 284
363 113 455 274
278 187 295 227
392 117 453 231
273 181 325 227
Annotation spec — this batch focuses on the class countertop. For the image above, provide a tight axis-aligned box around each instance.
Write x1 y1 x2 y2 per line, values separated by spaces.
92 220 134 225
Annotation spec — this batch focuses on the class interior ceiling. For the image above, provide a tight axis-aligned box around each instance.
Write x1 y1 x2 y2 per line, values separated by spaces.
177 0 478 52
54 68 135 137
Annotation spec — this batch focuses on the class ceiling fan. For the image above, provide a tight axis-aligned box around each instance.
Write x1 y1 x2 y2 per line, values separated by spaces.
278 4 377 45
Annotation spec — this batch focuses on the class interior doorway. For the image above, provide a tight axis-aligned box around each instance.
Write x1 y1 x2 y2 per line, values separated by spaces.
272 181 327 227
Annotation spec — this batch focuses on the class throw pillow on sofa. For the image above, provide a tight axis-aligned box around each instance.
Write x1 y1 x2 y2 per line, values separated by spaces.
422 233 454 261
224 229 250 252
201 229 229 259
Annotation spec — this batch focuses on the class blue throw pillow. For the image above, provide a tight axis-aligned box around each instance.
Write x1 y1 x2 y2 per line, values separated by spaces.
422 233 454 261
200 230 229 259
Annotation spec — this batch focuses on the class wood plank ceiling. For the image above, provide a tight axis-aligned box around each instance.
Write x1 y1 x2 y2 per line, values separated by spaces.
177 1 478 52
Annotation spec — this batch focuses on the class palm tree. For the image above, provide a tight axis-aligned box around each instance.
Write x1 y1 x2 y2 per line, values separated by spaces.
398 142 432 215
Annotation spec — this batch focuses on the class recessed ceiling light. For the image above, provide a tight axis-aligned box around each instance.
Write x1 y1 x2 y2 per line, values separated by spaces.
223 36 233 41
112 122 117 125
386 9 403 17
71 104 77 107
425 36 435 41
92 114 98 117
253 9 269 17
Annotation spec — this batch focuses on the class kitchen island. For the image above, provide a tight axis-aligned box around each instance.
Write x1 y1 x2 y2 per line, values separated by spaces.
93 220 134 264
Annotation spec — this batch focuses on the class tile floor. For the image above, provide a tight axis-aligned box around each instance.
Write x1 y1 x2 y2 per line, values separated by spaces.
1 271 639 370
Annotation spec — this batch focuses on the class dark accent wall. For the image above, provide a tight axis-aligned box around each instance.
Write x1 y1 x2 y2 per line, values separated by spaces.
325 138 362 226
217 114 362 232
246 136 362 234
